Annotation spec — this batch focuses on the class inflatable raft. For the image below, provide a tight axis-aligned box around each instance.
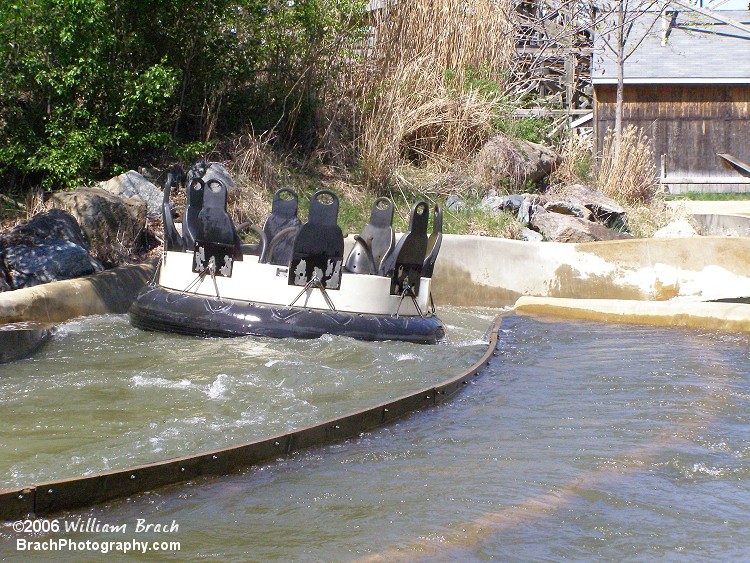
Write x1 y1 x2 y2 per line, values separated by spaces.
129 170 445 344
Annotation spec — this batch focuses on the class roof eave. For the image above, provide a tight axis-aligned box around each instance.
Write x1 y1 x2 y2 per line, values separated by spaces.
593 77 750 85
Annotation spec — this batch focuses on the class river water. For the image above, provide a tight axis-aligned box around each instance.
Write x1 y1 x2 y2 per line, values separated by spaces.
1 309 748 561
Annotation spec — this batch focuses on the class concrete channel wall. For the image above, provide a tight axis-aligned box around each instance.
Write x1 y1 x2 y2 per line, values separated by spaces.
0 261 156 324
431 235 750 307
3 235 750 329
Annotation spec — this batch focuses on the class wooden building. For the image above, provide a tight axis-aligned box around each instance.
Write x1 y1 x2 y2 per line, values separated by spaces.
592 9 750 193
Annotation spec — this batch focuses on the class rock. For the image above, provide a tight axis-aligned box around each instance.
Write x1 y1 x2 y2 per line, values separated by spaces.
479 193 532 221
503 194 526 211
3 240 103 289
0 209 103 291
48 187 147 266
530 208 633 243
520 227 544 242
445 194 465 212
517 198 537 224
544 200 592 220
476 135 561 189
185 161 236 194
479 196 505 213
100 170 164 219
560 184 625 228
9 208 91 249
653 219 698 238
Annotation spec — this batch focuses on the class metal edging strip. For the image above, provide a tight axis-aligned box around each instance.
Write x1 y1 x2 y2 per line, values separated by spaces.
0 315 505 522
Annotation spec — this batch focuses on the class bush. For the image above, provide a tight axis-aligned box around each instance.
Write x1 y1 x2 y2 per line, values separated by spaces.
0 0 367 191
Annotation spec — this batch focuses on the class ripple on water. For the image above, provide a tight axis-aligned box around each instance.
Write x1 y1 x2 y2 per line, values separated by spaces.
2 312 748 561
0 308 493 488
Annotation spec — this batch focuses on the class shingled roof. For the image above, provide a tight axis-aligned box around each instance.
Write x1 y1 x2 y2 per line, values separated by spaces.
592 10 750 83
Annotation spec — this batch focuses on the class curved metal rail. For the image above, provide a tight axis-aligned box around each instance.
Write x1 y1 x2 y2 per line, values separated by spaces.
0 315 504 521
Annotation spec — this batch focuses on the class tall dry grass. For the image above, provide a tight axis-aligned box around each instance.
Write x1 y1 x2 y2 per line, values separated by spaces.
595 125 693 237
369 0 516 86
218 132 292 226
550 133 593 187
596 125 659 206
358 0 517 191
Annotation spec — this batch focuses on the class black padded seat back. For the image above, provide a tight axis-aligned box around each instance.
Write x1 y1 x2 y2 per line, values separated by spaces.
182 178 204 250
379 201 429 295
192 179 242 277
345 197 395 275
422 204 443 278
162 172 185 252
263 188 302 265
288 190 344 289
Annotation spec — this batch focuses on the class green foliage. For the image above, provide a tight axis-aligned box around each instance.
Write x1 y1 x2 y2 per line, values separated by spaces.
493 115 552 145
573 152 593 182
665 192 750 201
0 0 368 191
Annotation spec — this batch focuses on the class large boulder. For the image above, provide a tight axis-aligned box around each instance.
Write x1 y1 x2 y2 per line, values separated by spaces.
653 219 699 238
3 240 103 289
557 184 626 228
476 135 561 189
9 207 91 249
0 209 103 291
185 161 236 194
530 208 633 243
100 170 164 219
48 187 147 266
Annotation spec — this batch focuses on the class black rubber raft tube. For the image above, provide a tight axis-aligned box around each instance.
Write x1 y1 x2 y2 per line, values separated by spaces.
130 285 447 345
0 322 54 364
0 315 503 521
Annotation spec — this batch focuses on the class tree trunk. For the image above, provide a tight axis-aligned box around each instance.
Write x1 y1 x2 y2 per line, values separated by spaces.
614 0 625 157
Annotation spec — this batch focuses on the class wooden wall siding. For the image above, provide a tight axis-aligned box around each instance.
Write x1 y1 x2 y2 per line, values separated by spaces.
594 84 750 191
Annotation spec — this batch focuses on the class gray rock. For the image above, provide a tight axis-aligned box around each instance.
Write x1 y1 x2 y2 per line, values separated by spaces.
100 170 163 219
503 194 526 211
185 161 236 194
476 135 562 189
518 198 533 224
0 209 103 291
530 209 633 243
520 227 544 242
479 196 505 213
446 194 466 212
9 208 91 249
4 240 103 289
544 200 592 219
561 184 626 228
48 187 147 266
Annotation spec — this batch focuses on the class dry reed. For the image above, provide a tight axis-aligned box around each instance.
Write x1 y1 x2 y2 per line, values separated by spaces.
219 132 292 226
595 125 696 237
550 133 593 187
369 0 516 87
596 125 659 206
358 0 517 191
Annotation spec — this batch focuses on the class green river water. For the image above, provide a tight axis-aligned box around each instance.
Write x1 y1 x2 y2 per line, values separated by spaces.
0 308 748 561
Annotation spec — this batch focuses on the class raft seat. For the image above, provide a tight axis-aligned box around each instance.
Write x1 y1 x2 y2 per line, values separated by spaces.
237 188 302 265
182 174 206 251
192 178 243 277
379 201 429 295
288 190 344 290
162 172 185 252
344 197 395 275
422 204 443 278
